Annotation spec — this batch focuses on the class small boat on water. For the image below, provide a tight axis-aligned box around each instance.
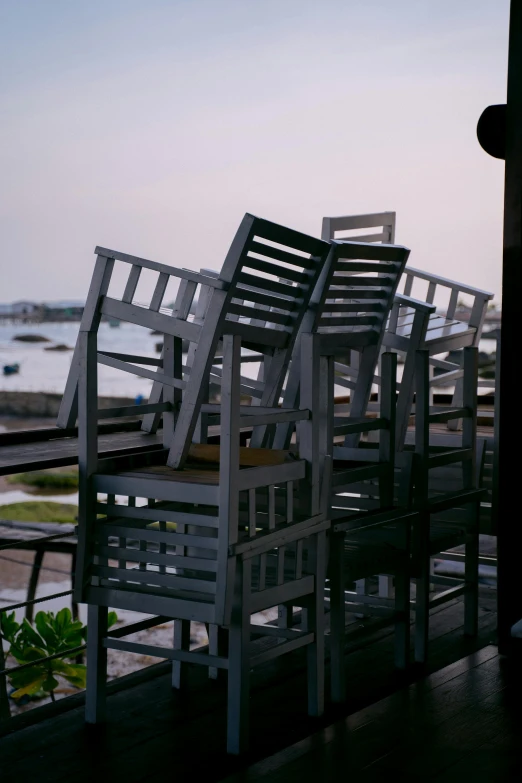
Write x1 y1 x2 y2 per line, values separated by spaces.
3 363 20 375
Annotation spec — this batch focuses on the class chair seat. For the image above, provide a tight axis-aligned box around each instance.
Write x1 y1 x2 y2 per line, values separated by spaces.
394 315 476 351
99 445 295 486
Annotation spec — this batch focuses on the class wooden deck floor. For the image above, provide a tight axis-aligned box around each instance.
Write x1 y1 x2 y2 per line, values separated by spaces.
0 587 501 782
230 643 522 783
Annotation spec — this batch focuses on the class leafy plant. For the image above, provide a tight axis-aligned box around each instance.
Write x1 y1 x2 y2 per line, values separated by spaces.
0 608 117 702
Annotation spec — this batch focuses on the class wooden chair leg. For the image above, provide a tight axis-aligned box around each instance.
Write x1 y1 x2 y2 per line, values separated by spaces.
355 578 371 618
85 605 108 724
278 603 294 629
395 349 417 451
329 532 346 703
172 619 191 690
208 624 228 681
379 575 395 600
464 502 480 637
344 344 380 447
394 569 410 669
414 549 430 665
227 560 251 755
306 531 326 717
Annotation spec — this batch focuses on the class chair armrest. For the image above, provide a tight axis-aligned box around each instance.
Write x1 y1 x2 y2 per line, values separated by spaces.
402 267 494 300
230 514 328 559
95 247 227 290
393 293 437 314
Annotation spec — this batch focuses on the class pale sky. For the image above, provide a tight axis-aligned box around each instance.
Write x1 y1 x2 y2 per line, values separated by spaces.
0 0 510 304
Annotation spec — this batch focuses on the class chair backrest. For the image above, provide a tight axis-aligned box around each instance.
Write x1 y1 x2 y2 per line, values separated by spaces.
310 241 410 348
56 249 225 430
167 214 331 467
273 240 410 449
321 212 396 244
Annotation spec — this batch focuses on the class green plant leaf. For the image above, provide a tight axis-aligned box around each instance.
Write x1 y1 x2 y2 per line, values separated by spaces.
11 645 47 664
0 611 20 645
41 674 59 694
54 607 72 634
10 675 47 700
20 619 46 650
8 664 47 689
53 662 87 689
107 611 118 629
35 612 59 652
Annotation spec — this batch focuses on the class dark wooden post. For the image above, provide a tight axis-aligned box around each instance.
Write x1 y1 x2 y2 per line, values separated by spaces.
497 0 522 654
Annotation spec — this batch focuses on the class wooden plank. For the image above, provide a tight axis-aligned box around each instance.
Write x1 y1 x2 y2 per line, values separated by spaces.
238 410 309 428
250 575 315 613
237 272 299 299
232 288 296 310
122 264 142 303
224 321 291 347
87 585 216 622
234 518 329 559
227 303 292 326
319 315 380 327
100 297 201 342
99 352 162 366
97 352 186 389
237 461 306 492
243 256 309 284
97 545 218 573
324 211 396 233
0 429 165 476
251 217 327 256
104 638 229 669
334 242 409 262
248 240 316 269
97 403 172 419
92 565 217 594
94 474 219 505
97 522 219 549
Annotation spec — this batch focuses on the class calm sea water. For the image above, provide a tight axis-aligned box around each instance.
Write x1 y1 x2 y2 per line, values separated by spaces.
0 319 496 400
0 321 163 398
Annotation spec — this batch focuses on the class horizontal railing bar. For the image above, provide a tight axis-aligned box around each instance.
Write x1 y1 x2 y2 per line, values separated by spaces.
0 645 86 678
0 590 74 613
0 532 76 552
107 616 172 639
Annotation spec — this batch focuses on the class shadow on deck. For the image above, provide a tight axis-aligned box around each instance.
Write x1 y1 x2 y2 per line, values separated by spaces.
1 587 500 783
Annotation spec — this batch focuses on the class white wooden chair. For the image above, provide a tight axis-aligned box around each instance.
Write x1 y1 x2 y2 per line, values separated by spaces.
301 344 417 702
77 332 329 755
409 347 486 663
321 212 494 449
58 214 331 459
74 215 333 754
